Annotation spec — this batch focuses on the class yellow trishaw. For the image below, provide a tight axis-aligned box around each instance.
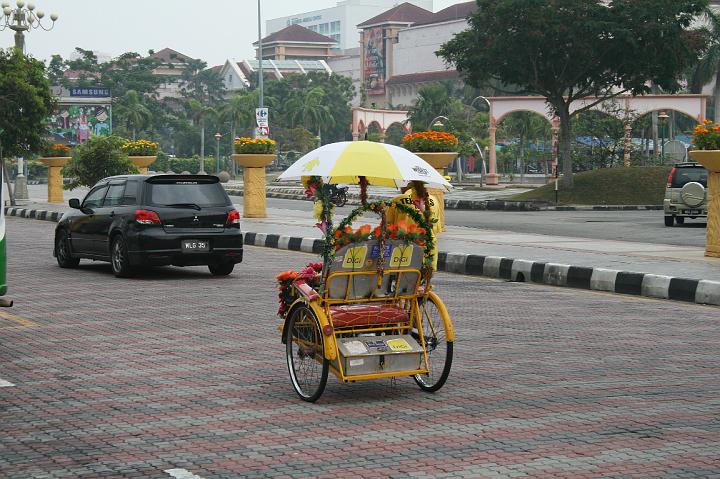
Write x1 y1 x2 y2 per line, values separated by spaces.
276 141 454 402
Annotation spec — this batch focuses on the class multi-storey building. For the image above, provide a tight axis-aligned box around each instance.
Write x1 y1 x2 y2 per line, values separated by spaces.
266 0 433 52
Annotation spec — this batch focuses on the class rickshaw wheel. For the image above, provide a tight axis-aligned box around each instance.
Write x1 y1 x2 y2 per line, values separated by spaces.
413 295 453 392
285 305 329 402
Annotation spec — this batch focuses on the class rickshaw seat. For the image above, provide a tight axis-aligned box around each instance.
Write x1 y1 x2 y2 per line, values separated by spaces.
329 303 409 328
325 240 424 301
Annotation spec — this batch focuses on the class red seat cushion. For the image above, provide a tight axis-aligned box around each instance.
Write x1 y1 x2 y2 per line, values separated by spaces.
329 304 409 328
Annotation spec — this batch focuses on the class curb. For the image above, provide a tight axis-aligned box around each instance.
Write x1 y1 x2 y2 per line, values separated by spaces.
225 188 663 212
6 206 712 306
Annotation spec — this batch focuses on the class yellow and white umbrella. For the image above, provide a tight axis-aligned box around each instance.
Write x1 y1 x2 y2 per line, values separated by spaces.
276 141 453 190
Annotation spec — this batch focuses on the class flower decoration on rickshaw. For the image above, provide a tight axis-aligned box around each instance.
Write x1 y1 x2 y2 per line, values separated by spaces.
275 262 322 316
333 221 427 251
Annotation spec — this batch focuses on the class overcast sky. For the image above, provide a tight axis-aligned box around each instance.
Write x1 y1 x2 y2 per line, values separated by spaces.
0 0 460 67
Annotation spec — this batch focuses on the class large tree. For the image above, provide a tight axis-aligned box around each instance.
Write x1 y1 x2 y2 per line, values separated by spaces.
439 0 708 187
0 50 55 158
688 8 720 121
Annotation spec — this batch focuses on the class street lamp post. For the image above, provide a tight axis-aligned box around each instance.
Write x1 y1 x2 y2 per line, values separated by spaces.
469 96 491 184
214 133 222 174
1 1 58 203
428 115 463 182
658 111 669 160
1 0 58 51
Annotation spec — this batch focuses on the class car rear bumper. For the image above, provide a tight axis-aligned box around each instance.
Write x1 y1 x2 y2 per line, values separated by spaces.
664 199 707 217
126 228 243 267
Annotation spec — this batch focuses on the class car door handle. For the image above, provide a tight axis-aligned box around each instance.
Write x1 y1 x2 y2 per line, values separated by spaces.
109 211 115 217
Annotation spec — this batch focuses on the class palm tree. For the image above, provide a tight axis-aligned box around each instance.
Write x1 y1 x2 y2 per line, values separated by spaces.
115 90 151 140
407 82 465 131
689 8 720 122
286 87 335 145
220 92 257 175
185 99 216 174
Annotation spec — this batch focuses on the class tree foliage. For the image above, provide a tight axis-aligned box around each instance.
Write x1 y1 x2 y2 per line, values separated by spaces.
0 50 55 158
62 136 138 189
439 0 708 187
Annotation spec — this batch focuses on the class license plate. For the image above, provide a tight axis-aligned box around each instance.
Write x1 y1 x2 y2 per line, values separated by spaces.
181 240 209 252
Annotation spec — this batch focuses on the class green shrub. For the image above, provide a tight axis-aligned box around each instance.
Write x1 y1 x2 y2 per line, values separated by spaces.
62 136 139 189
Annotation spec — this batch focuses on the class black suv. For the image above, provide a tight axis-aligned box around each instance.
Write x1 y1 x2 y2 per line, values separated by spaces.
54 174 243 277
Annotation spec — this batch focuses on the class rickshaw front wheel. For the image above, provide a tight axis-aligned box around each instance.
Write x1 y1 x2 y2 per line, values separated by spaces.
413 295 453 392
285 305 329 402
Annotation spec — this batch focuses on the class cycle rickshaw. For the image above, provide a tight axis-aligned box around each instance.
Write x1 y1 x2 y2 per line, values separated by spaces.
276 141 454 402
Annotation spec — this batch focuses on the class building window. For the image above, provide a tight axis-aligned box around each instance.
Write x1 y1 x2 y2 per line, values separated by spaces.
330 21 340 33
330 33 341 46
319 23 329 34
228 74 232 84
308 25 318 32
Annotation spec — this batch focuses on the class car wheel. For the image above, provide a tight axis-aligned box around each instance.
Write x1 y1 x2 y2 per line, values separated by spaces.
664 216 674 227
208 261 234 276
55 230 80 268
675 217 685 225
110 235 135 278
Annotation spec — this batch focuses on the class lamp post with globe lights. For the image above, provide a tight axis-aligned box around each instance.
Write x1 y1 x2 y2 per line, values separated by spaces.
1 1 58 202
1 1 58 52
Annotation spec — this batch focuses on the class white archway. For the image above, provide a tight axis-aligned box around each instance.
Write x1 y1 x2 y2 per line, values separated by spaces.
484 94 707 184
352 107 410 142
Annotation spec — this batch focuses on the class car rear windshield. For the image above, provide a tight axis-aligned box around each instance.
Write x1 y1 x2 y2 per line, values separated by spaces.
672 167 707 188
146 179 230 207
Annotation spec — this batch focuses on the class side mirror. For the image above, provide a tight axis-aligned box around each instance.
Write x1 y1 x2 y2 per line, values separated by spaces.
69 198 80 209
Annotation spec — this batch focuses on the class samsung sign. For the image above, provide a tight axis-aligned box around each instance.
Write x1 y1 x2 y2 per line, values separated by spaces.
69 86 111 98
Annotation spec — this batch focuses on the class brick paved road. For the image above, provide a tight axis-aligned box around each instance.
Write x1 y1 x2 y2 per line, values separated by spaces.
1 217 719 479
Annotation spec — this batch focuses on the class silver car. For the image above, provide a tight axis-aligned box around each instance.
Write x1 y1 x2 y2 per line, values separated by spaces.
663 162 707 226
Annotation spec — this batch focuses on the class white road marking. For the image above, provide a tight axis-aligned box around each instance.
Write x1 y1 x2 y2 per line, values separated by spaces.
164 468 206 479
0 379 16 387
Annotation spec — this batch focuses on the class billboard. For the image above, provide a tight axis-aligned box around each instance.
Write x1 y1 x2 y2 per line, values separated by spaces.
364 27 385 95
48 105 111 145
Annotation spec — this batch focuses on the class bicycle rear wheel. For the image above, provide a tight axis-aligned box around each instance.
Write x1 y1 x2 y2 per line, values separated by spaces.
285 305 329 402
413 295 453 392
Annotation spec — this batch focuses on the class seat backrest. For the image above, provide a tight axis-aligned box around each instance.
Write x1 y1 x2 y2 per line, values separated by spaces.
325 240 424 301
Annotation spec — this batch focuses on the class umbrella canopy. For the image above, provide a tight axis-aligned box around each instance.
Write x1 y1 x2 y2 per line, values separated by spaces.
276 141 453 190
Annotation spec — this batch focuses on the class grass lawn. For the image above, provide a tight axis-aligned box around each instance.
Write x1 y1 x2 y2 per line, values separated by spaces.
508 166 672 205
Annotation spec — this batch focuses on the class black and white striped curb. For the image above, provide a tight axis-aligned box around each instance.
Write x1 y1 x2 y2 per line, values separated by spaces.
7 206 710 306
225 188 662 211
239 232 720 307
4 207 64 222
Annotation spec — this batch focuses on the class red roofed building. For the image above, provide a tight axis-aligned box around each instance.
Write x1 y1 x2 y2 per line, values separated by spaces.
254 24 338 61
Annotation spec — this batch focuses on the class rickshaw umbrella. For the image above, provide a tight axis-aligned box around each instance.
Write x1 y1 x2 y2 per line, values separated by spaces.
276 141 453 190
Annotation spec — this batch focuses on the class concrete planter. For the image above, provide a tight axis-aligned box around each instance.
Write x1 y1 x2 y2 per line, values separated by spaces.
413 151 458 169
689 150 720 257
128 155 157 174
231 153 275 168
39 156 71 203
232 153 276 218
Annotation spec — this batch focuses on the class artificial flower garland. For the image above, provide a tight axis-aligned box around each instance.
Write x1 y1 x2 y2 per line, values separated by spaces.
275 262 323 316
332 199 436 272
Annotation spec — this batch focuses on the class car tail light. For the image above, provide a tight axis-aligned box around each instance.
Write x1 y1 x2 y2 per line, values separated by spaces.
667 167 676 187
226 209 241 227
135 209 162 225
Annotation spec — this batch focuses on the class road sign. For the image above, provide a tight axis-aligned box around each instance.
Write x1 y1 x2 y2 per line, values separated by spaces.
255 126 269 138
256 108 268 128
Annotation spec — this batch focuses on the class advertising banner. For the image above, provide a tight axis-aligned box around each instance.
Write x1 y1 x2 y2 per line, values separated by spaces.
364 27 385 95
48 105 111 145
